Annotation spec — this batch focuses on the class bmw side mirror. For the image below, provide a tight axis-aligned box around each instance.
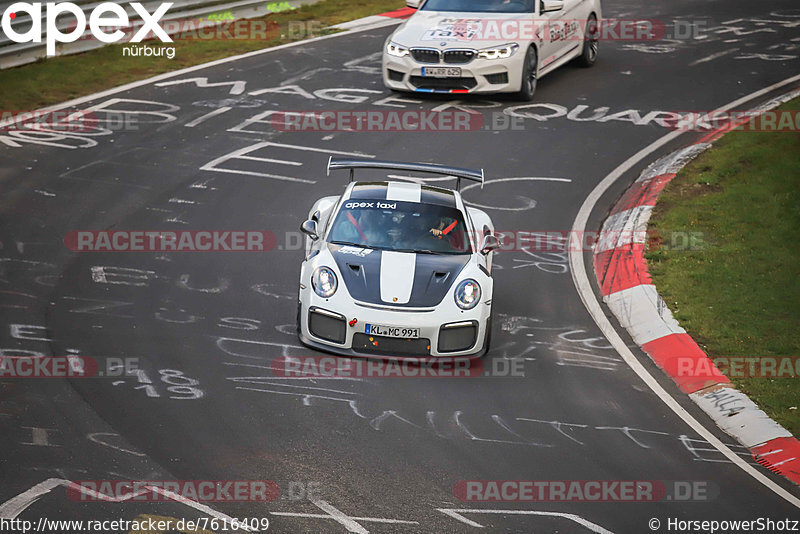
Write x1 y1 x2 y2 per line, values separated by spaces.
406 0 421 8
301 220 319 241
480 234 500 255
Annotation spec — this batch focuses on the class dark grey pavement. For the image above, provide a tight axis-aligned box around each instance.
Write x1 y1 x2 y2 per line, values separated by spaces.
1 0 799 532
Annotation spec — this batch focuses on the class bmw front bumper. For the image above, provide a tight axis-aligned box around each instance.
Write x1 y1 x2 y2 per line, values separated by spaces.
382 50 526 94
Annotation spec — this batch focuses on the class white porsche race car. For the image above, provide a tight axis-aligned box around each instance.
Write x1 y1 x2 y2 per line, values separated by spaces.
297 159 499 359
382 0 601 99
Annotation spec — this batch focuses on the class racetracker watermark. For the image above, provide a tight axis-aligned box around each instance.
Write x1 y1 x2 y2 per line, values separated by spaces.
270 355 524 378
0 110 138 132
0 518 271 533
677 357 800 378
64 231 277 252
66 480 280 502
668 110 800 132
454 480 717 502
0 356 138 378
419 18 705 43
91 19 282 42
63 230 705 254
271 111 490 132
1 110 95 132
259 230 704 253
493 229 704 252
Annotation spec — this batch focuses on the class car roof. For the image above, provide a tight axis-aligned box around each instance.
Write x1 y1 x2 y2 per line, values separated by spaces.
346 181 458 208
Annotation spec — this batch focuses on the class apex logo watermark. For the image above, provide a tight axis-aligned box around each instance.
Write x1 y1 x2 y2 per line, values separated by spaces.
1 2 173 56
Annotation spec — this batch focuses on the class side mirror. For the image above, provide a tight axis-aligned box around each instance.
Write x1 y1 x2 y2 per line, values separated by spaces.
301 220 319 241
480 234 500 255
540 0 564 13
406 0 421 8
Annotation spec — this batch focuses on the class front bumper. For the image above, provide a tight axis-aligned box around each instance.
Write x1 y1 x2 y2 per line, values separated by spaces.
382 50 526 94
298 290 491 359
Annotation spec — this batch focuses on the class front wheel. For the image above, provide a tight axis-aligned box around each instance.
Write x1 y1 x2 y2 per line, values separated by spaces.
517 46 538 101
575 14 599 67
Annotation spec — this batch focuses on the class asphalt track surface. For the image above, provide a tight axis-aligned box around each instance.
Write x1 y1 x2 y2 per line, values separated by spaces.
1 0 800 532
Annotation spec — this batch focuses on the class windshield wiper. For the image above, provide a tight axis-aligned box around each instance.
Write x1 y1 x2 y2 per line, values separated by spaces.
332 243 465 255
330 241 368 248
330 241 395 252
392 248 441 254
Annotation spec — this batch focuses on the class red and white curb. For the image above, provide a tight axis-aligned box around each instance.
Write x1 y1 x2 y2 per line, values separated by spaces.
331 7 415 31
593 87 800 485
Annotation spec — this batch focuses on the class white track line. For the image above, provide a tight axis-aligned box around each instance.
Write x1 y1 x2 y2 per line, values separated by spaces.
437 508 614 533
310 498 369 533
0 479 65 519
569 73 800 508
185 106 233 127
689 48 740 66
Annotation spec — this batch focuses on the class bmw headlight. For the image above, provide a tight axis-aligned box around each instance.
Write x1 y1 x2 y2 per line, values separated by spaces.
387 41 410 57
454 279 481 310
312 266 338 298
477 43 519 60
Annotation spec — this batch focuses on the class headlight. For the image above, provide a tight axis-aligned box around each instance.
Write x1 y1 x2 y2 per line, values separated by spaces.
454 279 481 310
477 43 519 60
387 41 410 57
312 266 337 298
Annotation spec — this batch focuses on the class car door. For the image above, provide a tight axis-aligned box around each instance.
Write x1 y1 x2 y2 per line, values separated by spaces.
538 0 583 70
558 0 587 59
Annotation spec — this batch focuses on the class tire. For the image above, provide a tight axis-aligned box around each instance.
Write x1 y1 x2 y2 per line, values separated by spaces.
517 46 538 101
575 14 599 67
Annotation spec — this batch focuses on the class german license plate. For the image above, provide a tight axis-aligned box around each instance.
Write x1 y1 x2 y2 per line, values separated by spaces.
421 67 462 77
365 323 420 339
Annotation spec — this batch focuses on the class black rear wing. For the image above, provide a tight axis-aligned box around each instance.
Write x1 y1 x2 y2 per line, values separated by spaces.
327 157 484 191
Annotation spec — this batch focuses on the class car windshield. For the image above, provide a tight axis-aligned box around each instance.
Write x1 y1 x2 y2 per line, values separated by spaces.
420 0 535 13
328 199 471 254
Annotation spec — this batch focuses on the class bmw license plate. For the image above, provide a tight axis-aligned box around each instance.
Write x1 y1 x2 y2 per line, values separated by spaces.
421 67 462 78
365 323 420 339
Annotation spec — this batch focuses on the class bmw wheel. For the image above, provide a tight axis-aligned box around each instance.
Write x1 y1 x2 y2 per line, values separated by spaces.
517 46 538 101
576 14 599 67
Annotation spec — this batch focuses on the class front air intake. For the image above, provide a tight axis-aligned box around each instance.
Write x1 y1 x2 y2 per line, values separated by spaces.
308 307 346 344
438 321 478 353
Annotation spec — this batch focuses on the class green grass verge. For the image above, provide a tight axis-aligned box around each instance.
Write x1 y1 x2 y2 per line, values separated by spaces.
0 0 404 110
646 97 800 436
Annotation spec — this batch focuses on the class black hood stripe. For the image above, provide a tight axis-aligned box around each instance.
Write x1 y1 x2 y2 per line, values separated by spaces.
330 244 469 307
